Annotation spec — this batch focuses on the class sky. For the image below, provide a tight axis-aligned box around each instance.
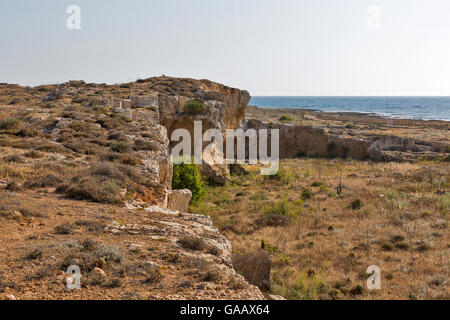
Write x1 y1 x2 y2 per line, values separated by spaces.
0 0 449 96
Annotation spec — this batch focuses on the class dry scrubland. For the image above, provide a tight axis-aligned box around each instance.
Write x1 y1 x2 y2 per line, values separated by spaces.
0 80 448 300
0 81 263 300
192 159 449 300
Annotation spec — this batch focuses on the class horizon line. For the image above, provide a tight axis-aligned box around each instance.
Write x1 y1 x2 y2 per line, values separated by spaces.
251 95 450 98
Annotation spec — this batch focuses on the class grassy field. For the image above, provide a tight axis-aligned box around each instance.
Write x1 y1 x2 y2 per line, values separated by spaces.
190 158 449 300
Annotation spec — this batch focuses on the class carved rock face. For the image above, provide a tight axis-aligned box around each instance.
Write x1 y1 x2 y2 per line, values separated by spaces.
167 189 192 212
154 78 250 185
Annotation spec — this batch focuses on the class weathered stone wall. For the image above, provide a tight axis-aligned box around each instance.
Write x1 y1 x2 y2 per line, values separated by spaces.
245 118 373 160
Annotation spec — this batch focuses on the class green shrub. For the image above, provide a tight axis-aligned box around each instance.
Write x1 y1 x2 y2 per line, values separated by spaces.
279 115 292 121
250 193 268 201
381 241 394 251
264 168 293 185
172 162 204 203
350 198 363 210
301 189 313 200
259 198 300 226
272 270 327 300
100 152 142 165
183 99 207 114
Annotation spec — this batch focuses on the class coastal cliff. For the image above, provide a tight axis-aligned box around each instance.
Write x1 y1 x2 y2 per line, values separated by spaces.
0 78 263 300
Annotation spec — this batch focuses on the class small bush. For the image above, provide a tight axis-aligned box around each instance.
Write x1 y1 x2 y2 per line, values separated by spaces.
133 139 155 151
389 233 405 242
265 168 293 185
110 141 132 153
93 245 124 264
23 150 44 158
15 127 38 138
350 198 363 210
279 115 292 121
103 278 123 288
184 99 207 114
271 270 326 299
177 235 206 252
3 154 24 163
25 174 63 189
100 152 142 165
250 193 268 201
143 265 163 285
6 181 22 192
172 162 204 203
200 267 222 283
0 118 22 131
58 176 123 204
24 249 43 260
54 223 74 235
301 189 313 200
395 242 410 250
82 239 99 251
258 198 300 227
57 162 144 204
416 242 430 252
349 285 364 295
381 241 394 251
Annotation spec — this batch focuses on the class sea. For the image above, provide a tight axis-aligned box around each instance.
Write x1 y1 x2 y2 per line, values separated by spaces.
250 96 450 121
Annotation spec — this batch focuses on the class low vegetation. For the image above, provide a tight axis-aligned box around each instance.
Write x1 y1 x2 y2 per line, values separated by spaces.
183 99 207 114
172 162 205 203
191 159 450 300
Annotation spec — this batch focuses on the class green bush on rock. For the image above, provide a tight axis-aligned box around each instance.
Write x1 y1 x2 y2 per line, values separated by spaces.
172 162 205 203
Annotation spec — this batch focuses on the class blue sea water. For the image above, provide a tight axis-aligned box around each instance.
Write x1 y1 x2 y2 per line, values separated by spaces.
250 97 450 121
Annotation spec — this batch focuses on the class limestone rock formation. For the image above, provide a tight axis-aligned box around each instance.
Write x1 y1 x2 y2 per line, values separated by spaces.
245 118 448 162
104 205 265 299
232 250 271 291
168 189 192 212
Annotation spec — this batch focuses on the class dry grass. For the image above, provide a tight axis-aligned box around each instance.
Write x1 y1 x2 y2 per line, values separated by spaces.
191 158 450 300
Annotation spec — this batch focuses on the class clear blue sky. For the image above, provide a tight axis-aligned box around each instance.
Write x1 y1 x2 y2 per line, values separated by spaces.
1 0 449 96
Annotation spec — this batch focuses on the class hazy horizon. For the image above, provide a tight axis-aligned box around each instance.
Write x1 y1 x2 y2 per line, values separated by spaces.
1 0 450 96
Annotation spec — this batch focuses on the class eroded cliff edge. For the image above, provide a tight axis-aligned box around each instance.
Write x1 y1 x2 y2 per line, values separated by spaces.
0 78 263 300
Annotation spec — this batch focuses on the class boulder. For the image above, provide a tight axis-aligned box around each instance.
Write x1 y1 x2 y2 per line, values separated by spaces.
90 267 107 283
232 250 271 291
229 164 249 176
167 189 192 212
202 162 228 186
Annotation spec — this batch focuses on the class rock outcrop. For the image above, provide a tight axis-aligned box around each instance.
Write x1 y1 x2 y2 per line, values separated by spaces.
150 77 251 184
232 250 271 291
104 205 265 299
245 118 448 162
85 77 251 185
167 189 192 212
1 77 265 299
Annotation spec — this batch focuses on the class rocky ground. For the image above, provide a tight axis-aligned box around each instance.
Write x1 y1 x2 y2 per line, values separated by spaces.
246 106 449 162
0 78 263 300
0 78 448 300
0 190 263 300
